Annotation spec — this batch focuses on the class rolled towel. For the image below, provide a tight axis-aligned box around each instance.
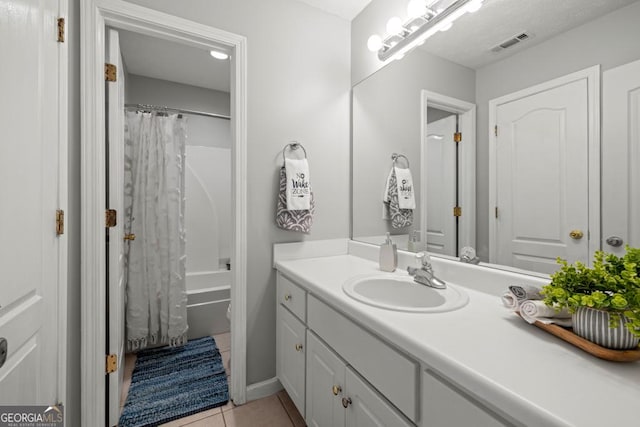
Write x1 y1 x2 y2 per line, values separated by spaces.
508 284 542 301
501 291 519 310
520 300 572 327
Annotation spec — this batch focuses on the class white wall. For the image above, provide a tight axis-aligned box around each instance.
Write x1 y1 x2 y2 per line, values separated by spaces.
127 75 233 269
352 48 474 240
123 0 351 386
474 1 640 261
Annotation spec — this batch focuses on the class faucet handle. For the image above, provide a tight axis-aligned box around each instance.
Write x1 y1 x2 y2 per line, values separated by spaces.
415 251 431 268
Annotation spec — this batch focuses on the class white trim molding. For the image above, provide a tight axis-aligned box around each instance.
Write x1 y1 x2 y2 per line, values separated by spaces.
246 377 284 402
488 65 601 265
80 1 248 424
420 90 477 255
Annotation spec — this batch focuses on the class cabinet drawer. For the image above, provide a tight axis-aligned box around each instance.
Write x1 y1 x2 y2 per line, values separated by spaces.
308 295 418 423
277 273 307 321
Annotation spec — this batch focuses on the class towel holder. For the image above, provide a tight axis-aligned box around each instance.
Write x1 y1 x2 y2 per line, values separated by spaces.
282 141 308 164
391 153 410 168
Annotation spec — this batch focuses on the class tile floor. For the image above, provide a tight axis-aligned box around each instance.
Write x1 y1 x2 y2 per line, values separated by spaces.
120 332 305 427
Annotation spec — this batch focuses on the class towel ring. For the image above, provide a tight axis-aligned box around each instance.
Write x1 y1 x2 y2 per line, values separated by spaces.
282 142 308 164
391 153 410 168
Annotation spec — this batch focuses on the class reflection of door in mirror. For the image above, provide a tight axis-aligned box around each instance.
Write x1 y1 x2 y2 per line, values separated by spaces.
425 111 457 256
490 68 598 274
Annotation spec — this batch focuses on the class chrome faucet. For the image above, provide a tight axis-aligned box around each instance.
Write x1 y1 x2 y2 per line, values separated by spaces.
407 252 446 289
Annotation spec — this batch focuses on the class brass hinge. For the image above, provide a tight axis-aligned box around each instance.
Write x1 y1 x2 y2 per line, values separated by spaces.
495 206 499 218
453 132 462 143
105 209 117 228
494 125 498 137
57 18 65 43
453 206 462 217
55 210 64 235
106 354 117 374
105 63 117 82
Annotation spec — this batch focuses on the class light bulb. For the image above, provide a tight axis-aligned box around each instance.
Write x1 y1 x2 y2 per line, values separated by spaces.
467 0 483 12
386 16 404 35
407 0 427 18
210 50 229 60
439 21 453 31
367 35 383 52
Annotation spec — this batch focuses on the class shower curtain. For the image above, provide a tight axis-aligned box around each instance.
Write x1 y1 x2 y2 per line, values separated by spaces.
124 111 188 350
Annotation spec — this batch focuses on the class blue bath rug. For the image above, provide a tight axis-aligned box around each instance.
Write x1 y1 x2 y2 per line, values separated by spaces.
119 336 229 427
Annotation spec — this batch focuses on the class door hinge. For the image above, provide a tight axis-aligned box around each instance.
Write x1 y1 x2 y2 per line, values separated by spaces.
105 63 117 82
106 354 117 374
57 18 65 43
453 206 462 217
494 125 498 137
495 206 499 218
453 132 462 143
105 209 117 228
56 210 64 236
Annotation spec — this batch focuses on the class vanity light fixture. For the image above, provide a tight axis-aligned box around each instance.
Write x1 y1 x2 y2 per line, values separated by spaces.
209 50 229 60
368 0 484 62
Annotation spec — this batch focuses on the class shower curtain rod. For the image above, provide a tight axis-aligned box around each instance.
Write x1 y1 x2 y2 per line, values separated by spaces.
124 103 231 121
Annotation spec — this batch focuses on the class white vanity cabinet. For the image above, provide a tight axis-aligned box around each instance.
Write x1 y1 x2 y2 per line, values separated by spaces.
276 275 307 417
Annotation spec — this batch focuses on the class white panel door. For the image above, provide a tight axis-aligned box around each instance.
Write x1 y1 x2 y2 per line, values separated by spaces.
425 115 457 256
0 0 61 404
305 331 346 427
106 28 126 426
345 368 412 427
494 79 589 273
276 305 306 417
602 59 640 254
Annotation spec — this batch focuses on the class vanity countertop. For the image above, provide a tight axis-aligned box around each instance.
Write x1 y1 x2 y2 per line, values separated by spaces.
275 253 640 427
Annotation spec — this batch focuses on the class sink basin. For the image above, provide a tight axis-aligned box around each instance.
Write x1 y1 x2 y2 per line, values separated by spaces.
342 274 469 313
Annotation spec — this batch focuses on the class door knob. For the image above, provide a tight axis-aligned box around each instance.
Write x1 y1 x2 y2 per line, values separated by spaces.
569 230 584 240
332 385 342 396
606 236 624 247
124 233 136 241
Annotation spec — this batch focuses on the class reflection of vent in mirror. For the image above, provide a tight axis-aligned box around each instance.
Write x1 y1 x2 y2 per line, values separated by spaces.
491 32 531 52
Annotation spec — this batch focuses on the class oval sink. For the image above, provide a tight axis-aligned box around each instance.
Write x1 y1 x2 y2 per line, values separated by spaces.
342 274 469 313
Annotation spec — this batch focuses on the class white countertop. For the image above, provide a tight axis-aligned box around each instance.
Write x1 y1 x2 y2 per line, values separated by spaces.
274 251 640 427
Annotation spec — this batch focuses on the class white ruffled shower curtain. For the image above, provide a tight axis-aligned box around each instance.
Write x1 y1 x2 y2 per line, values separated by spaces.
124 111 188 351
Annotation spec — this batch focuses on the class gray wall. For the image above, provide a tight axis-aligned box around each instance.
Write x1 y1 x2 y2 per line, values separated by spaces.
352 49 474 240
66 0 81 426
474 0 640 261
122 0 351 386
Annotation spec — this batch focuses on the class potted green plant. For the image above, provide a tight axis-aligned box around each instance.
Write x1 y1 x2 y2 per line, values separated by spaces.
541 246 640 350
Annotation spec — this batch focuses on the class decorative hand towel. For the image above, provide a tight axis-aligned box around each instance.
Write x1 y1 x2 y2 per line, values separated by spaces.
393 167 415 210
276 167 314 233
382 168 393 220
285 158 311 210
519 300 572 327
383 168 413 229
501 284 542 311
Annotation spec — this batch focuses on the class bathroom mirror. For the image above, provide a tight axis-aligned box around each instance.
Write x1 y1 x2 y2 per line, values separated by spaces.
351 0 640 269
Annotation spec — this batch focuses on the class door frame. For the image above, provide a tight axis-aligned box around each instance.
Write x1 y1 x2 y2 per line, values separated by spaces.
80 1 248 425
420 90 476 255
488 65 600 265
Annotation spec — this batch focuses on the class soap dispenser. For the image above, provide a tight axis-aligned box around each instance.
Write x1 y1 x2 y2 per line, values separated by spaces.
379 232 398 272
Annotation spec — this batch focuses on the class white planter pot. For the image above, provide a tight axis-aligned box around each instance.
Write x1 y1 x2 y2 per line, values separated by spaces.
572 306 640 350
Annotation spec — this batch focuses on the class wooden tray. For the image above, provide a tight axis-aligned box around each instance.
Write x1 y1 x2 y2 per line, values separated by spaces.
517 313 640 362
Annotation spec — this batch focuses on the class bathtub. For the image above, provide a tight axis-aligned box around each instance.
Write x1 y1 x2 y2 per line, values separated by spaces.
186 269 231 338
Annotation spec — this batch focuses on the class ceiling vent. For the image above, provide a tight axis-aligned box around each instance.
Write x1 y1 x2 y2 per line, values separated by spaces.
491 32 531 52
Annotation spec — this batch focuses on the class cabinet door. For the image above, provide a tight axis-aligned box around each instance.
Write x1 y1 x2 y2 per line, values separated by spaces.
277 304 306 417
345 368 413 427
422 370 510 427
306 331 346 427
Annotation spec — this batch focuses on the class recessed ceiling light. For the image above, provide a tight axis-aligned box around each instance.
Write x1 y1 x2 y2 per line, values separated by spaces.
210 50 229 60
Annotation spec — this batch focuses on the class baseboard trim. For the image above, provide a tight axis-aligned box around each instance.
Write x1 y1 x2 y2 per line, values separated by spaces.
245 377 283 402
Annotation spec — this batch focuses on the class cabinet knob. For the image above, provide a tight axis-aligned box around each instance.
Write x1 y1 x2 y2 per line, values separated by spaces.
332 385 342 396
341 397 352 408
295 343 303 352
284 294 292 302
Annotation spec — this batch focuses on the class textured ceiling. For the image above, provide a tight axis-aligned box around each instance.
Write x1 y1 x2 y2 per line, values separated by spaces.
418 0 639 69
118 29 230 93
294 0 373 20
